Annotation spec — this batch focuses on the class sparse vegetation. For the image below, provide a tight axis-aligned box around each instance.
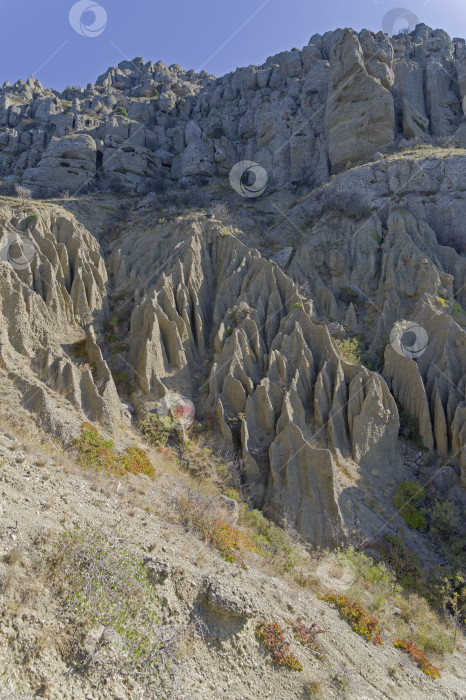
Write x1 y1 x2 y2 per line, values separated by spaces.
24 213 38 228
172 489 260 568
115 105 128 118
239 507 296 573
380 533 423 590
336 334 371 367
291 620 326 659
393 639 440 678
140 413 176 447
14 185 32 201
398 409 428 452
208 124 226 139
319 594 382 644
303 678 325 698
256 621 303 671
393 480 426 530
45 526 186 691
73 422 155 477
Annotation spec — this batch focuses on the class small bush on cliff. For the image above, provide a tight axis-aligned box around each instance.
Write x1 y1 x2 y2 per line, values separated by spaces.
336 334 372 367
393 480 426 529
239 507 296 573
393 639 440 678
291 619 326 659
319 594 383 644
398 409 428 451
256 621 302 670
45 527 186 690
380 533 423 590
171 489 260 568
139 413 176 447
74 423 155 477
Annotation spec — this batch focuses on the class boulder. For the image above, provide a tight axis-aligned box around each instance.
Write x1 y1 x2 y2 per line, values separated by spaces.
22 134 97 195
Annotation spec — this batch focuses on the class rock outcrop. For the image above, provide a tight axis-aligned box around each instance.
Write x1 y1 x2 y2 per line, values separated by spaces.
0 203 127 439
0 25 465 192
0 24 465 546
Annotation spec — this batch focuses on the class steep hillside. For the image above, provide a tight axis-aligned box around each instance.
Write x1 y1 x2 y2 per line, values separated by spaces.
0 21 465 700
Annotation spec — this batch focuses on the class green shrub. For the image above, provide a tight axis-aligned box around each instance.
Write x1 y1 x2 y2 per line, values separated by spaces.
140 413 175 448
73 423 155 477
24 213 38 228
336 334 371 367
429 500 458 542
398 409 429 451
239 507 296 573
111 369 130 394
380 534 423 590
320 594 382 644
115 105 128 118
68 339 88 359
451 302 465 316
334 547 399 609
393 481 426 529
45 527 183 688
208 124 226 139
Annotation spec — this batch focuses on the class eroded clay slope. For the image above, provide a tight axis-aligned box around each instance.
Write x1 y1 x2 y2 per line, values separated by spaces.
109 216 402 546
0 202 127 439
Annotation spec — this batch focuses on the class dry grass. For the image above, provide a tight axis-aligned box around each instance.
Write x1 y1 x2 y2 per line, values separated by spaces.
303 677 326 698
4 547 25 566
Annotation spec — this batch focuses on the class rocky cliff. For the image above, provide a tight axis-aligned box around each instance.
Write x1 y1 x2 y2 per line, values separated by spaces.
0 24 465 196
0 24 465 552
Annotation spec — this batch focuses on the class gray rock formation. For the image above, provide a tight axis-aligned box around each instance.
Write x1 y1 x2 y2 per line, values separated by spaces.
0 24 465 548
0 25 465 193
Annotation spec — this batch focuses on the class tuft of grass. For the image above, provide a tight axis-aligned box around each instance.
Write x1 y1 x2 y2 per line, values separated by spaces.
256 621 303 671
393 639 440 678
4 547 24 566
303 678 325 698
239 507 296 573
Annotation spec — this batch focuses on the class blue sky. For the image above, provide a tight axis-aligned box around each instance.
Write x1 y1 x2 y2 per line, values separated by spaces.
1 0 465 91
